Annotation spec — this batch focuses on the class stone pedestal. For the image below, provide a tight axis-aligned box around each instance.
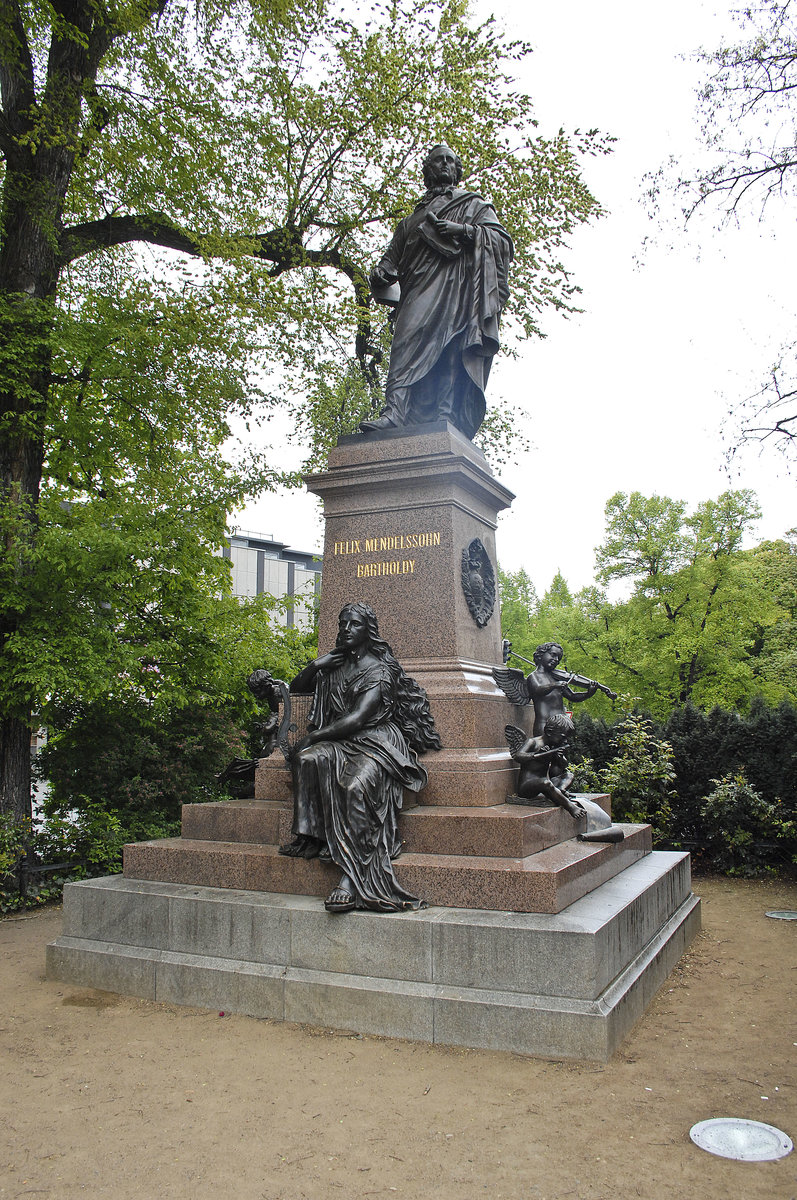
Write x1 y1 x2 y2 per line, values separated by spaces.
283 422 525 806
46 421 701 1059
305 421 512 666
46 853 700 1061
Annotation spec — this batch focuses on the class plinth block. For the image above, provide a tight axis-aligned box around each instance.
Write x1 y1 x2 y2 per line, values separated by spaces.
47 853 701 1060
304 424 513 665
182 796 612 860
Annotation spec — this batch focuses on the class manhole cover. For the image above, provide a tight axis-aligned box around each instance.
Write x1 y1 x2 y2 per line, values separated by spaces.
690 1118 793 1161
765 910 797 920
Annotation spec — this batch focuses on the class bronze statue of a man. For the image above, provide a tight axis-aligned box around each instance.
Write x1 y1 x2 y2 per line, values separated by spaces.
360 145 513 440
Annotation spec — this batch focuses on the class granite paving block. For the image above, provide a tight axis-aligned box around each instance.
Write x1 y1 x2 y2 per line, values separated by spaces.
182 800 286 844
154 952 285 1018
432 984 606 1060
167 888 292 963
430 852 692 999
399 802 593 857
60 877 171 949
243 844 340 895
395 824 651 913
46 937 158 999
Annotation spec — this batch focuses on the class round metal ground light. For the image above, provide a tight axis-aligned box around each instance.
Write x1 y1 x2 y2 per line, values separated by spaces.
690 1118 793 1161
765 910 797 920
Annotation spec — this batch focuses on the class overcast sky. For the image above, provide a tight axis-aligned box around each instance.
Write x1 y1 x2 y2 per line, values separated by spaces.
236 0 795 595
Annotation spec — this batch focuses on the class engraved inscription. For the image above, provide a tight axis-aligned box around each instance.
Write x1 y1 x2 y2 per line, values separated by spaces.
333 528 442 582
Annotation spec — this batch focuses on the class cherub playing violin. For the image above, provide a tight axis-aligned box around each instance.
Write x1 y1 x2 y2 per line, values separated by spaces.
492 641 616 737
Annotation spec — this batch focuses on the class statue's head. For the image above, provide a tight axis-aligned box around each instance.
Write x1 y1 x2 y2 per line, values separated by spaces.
336 602 379 651
543 712 574 745
422 144 463 189
533 642 564 668
247 668 280 708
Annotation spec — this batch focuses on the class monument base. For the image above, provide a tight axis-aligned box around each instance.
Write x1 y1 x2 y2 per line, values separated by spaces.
46 852 699 1061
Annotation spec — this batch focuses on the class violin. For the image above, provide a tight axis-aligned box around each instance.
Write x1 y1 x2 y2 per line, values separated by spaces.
506 649 617 701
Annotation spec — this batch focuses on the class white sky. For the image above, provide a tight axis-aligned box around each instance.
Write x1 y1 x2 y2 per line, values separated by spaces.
236 0 796 596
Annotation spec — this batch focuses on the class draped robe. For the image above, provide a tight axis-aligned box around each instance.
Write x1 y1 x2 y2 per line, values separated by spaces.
291 656 427 912
375 187 513 438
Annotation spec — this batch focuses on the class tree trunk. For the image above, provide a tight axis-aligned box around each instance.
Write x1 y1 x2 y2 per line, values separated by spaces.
0 4 94 822
0 715 32 823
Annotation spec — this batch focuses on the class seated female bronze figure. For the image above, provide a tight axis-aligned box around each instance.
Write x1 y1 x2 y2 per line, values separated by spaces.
279 603 441 913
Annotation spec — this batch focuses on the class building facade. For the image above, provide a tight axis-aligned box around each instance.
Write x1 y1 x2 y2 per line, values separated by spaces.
223 529 321 630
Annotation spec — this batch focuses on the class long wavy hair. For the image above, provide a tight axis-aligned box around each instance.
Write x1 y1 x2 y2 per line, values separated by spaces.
336 603 442 755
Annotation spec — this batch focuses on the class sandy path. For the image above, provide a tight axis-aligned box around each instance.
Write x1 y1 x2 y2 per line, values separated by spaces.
1 875 795 1200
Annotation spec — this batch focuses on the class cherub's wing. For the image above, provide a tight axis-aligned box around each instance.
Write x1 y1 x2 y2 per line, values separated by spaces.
492 665 529 705
504 724 528 759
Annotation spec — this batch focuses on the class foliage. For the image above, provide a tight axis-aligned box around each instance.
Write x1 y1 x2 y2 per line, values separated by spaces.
39 702 244 828
500 489 797 718
699 770 797 876
0 803 125 912
573 711 675 839
570 698 797 873
0 811 28 885
37 612 314 824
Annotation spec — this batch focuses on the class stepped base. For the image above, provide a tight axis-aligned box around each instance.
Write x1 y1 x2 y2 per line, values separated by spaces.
124 819 650 915
47 852 700 1061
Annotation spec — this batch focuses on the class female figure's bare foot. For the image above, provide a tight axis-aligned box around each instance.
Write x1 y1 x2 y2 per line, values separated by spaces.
325 874 357 913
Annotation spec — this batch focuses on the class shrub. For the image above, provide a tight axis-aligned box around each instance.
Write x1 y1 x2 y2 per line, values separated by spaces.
700 771 797 876
573 712 675 840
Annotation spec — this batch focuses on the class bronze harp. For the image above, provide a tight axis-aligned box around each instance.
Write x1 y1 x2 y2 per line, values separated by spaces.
273 682 314 765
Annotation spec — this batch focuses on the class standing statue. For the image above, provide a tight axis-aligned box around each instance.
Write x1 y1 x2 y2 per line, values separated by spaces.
360 145 513 439
279 603 441 913
492 642 616 737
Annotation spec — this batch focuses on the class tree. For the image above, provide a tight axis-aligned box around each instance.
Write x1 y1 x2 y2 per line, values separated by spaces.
678 2 797 221
499 490 797 718
657 2 797 462
1 0 611 820
591 489 796 713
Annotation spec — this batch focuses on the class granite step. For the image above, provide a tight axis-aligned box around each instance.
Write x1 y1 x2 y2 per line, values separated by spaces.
182 796 613 860
123 822 651 915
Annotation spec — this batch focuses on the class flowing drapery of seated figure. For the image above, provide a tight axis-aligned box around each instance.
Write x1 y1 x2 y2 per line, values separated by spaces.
279 603 441 913
360 145 513 440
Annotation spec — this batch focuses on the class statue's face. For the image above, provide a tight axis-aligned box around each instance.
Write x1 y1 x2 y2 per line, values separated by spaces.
539 647 562 671
425 146 459 187
338 607 369 651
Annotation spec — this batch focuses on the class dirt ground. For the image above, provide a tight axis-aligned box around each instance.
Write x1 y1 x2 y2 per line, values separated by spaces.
1 875 795 1200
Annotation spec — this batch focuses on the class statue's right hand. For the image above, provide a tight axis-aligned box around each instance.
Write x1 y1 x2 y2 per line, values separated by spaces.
314 649 345 671
370 265 397 287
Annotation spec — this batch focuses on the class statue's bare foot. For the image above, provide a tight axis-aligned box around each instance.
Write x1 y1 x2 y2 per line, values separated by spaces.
359 414 397 433
325 886 356 913
566 799 586 822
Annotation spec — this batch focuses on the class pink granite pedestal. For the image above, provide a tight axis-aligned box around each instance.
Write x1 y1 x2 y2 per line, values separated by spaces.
122 423 655 915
